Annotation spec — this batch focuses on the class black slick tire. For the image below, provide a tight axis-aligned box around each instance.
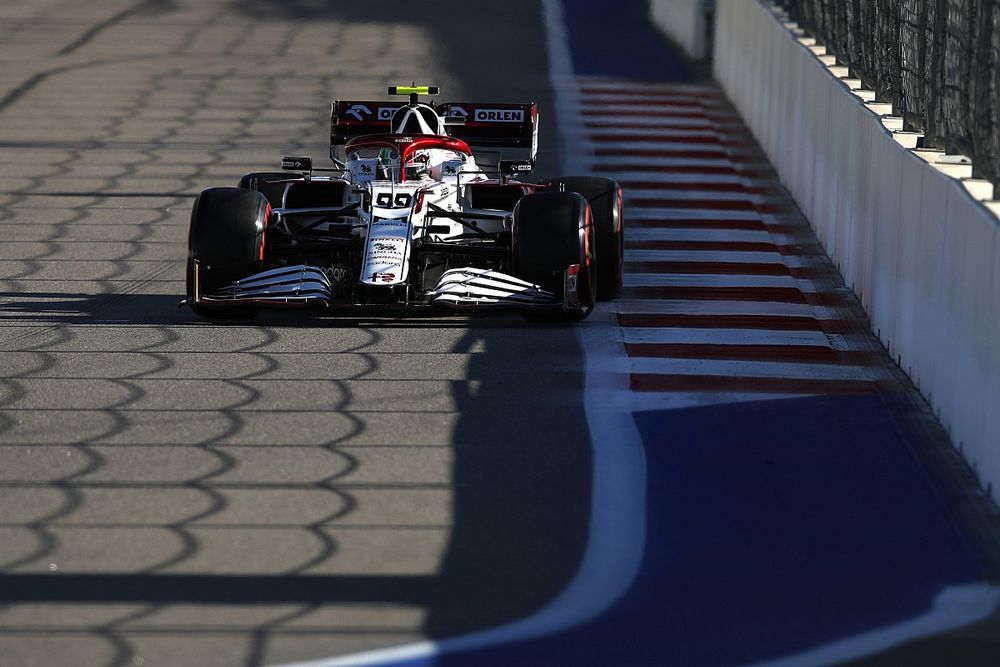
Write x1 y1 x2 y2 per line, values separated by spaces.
186 187 269 320
542 176 623 300
513 191 596 322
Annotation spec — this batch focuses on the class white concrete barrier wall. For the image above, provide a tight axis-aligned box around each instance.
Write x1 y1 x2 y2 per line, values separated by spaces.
714 0 1000 501
649 0 710 61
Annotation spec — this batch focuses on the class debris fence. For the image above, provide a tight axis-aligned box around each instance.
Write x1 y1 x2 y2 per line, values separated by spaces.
771 0 1000 192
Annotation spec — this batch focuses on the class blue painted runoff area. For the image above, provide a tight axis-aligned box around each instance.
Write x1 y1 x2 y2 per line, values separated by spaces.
380 395 983 666
561 0 689 81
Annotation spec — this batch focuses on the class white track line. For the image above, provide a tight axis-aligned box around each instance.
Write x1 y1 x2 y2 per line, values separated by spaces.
599 390 824 412
627 207 761 220
583 85 716 93
610 170 743 183
576 78 716 92
626 251 810 270
608 141 728 154
625 249 783 263
624 357 880 381
616 299 840 318
275 319 649 667
626 230 808 247
621 327 841 347
741 585 1000 667
585 116 714 128
626 228 773 242
625 190 757 202
624 273 808 289
584 92 720 101
271 3 646 665
588 126 722 138
586 97 715 107
595 156 736 169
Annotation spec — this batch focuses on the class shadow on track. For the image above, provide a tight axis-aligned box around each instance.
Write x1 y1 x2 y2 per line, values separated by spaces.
0 288 593 661
0 0 592 663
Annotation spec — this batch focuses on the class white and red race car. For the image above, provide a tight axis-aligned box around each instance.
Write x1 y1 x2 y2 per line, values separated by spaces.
184 85 622 321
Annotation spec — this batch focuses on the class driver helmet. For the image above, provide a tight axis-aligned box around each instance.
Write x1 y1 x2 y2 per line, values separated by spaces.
404 150 432 180
390 103 444 135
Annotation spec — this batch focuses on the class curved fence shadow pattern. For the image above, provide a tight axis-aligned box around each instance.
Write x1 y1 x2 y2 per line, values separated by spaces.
0 1 590 665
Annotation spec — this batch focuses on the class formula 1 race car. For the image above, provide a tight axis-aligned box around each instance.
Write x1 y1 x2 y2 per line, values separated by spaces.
183 85 623 321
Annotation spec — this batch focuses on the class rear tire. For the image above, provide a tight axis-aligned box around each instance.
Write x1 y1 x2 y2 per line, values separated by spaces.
542 176 623 300
186 187 269 320
513 191 596 322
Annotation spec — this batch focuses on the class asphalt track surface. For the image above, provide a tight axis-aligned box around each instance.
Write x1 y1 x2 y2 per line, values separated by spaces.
0 2 593 666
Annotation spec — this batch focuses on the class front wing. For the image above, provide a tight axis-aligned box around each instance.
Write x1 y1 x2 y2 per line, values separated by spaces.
185 263 584 313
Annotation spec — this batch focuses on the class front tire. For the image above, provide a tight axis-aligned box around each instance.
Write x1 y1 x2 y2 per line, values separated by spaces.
542 176 623 300
513 191 596 322
186 187 269 320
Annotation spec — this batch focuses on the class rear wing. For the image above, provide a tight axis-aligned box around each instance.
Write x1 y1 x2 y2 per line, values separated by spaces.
329 101 404 145
330 101 539 160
